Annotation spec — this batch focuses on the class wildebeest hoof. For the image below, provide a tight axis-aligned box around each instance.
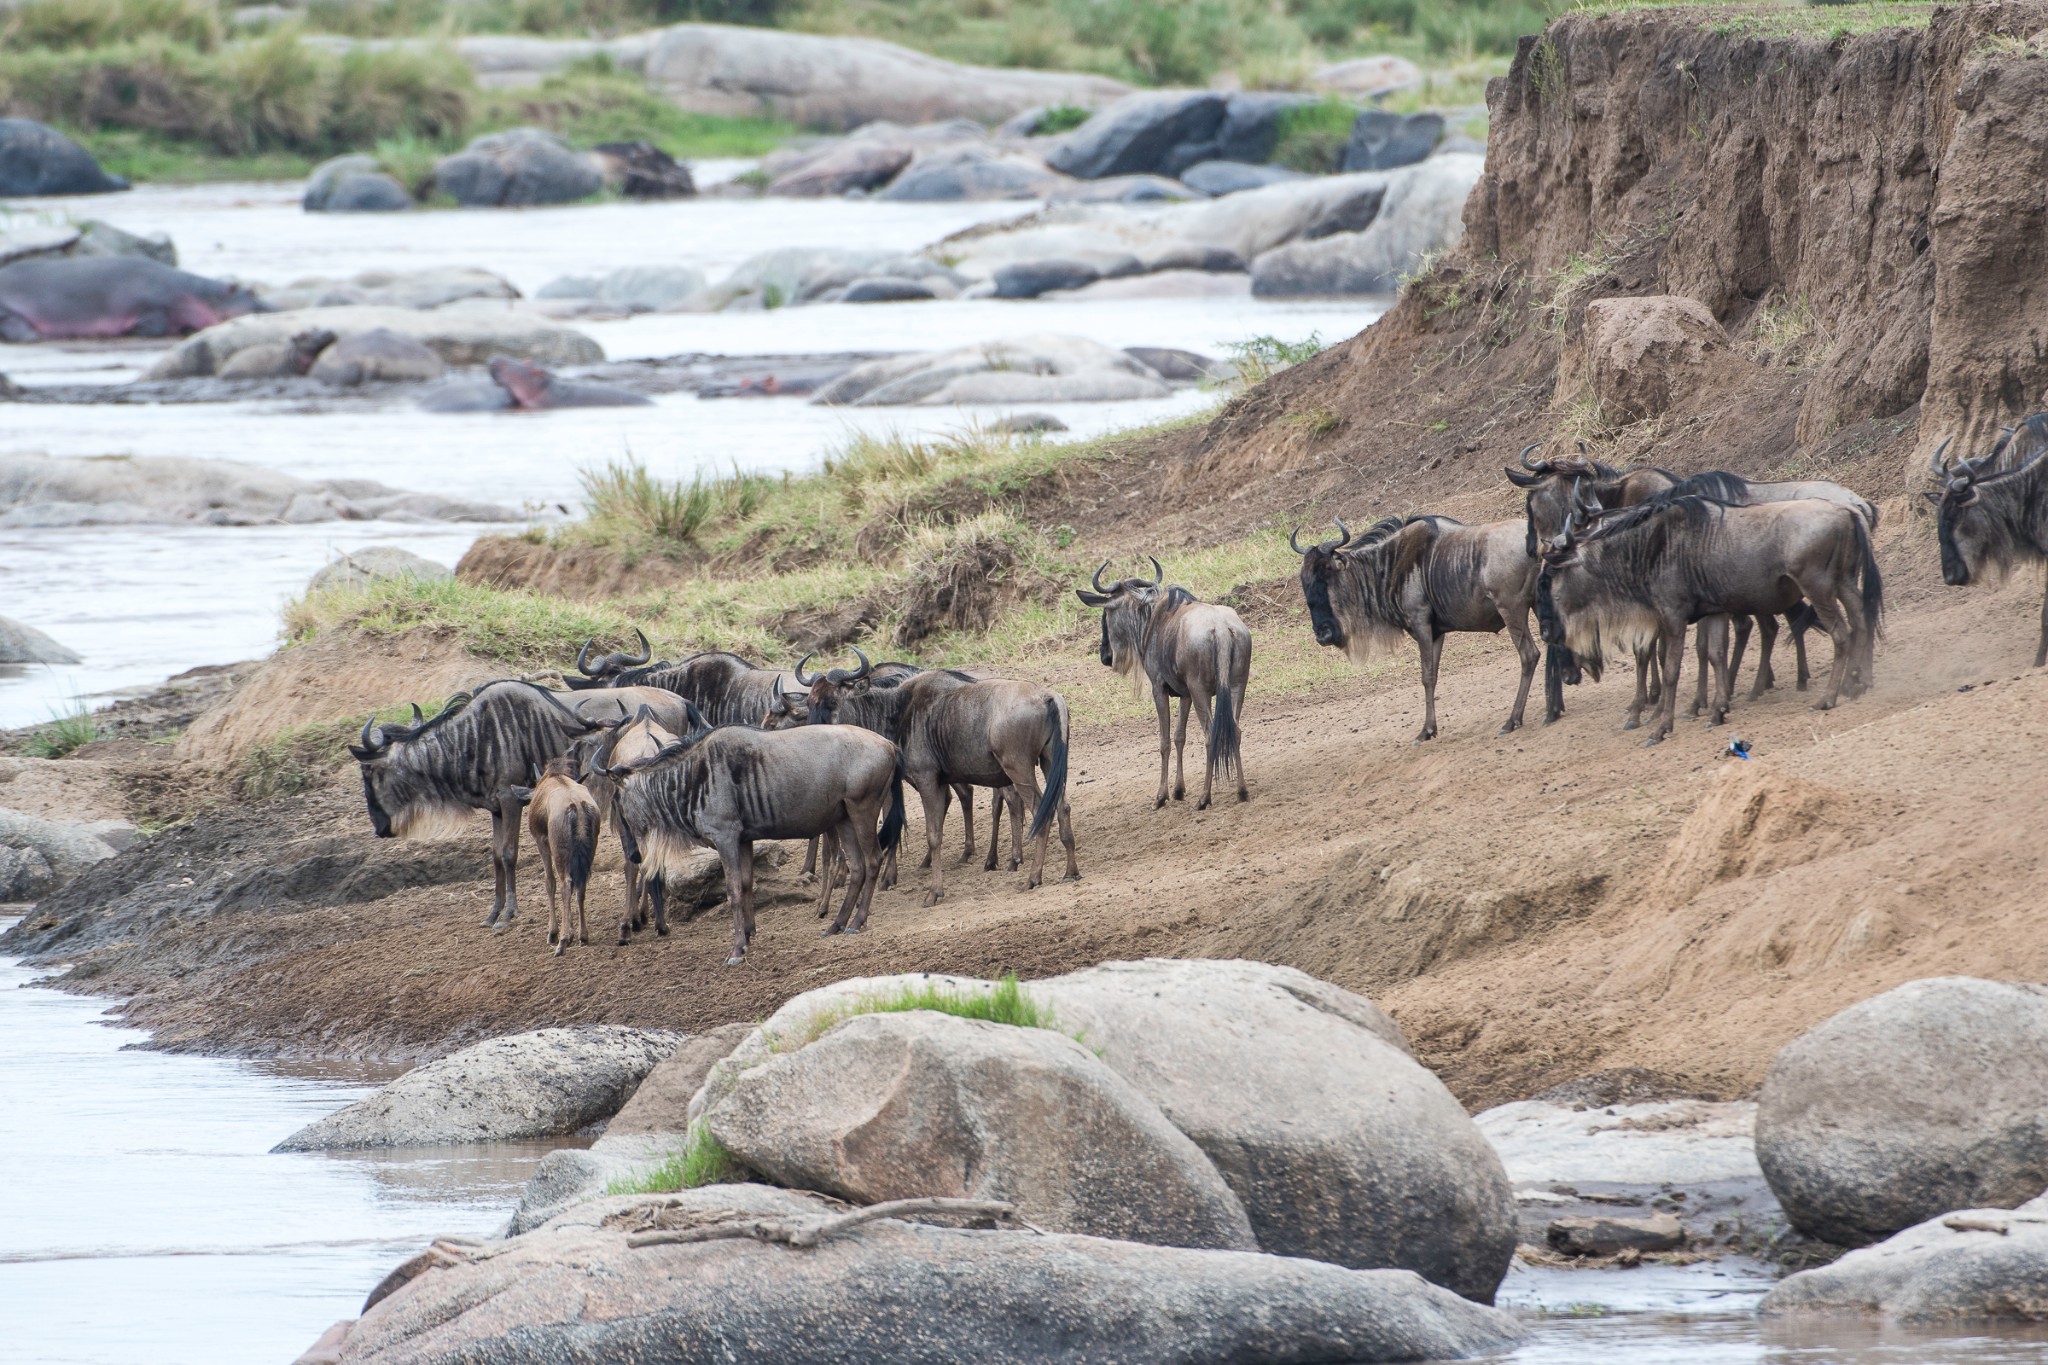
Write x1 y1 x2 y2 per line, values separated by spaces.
1622 717 1640 731
1196 797 1211 811
1812 700 1835 711
617 928 630 945
553 942 566 957
1064 870 1080 882
1643 734 1666 747
819 925 841 938
1154 795 1167 809
655 922 668 936
725 953 746 966
922 891 943 907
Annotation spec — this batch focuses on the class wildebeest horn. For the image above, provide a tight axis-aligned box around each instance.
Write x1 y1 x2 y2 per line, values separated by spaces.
358 715 382 752
1136 556 1162 587
1289 525 1308 554
623 628 651 666
1334 516 1351 547
1518 442 1543 470
794 652 820 686
849 647 871 680
1929 438 1952 476
827 647 872 684
410 703 424 727
575 638 601 676
1092 560 1112 592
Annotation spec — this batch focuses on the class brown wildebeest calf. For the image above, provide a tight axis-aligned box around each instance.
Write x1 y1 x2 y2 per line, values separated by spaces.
513 755 602 957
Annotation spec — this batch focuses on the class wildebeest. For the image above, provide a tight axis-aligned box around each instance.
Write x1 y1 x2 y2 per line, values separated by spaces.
1076 558 1250 808
564 629 654 689
1536 489 1883 742
347 680 598 927
511 756 601 957
1985 412 2048 472
1929 441 2048 666
607 705 906 963
602 650 800 727
1294 513 1542 741
575 704 680 942
784 651 1020 874
788 665 1075 903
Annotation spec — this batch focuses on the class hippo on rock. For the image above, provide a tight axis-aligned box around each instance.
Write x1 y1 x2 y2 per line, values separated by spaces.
0 257 267 341
419 354 652 411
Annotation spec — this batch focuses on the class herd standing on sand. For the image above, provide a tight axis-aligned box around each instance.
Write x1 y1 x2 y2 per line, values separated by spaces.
349 419 2048 964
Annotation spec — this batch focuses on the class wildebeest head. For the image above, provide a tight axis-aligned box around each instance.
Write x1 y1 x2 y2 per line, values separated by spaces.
792 648 873 725
603 700 712 779
1505 442 1622 557
570 628 653 687
1292 520 1358 650
347 693 474 839
1074 557 1163 672
1929 438 2040 586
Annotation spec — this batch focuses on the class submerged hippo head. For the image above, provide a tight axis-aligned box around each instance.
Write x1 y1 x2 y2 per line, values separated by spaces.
287 328 337 374
486 354 556 409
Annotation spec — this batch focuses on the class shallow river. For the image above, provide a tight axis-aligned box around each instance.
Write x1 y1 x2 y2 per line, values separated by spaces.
0 179 1381 727
9 926 2048 1365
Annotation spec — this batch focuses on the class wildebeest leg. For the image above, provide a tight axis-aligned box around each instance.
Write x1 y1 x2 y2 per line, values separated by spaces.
544 832 564 955
1793 613 1812 691
1750 614 1780 700
1171 693 1190 802
955 782 977 863
647 873 667 937
1804 585 1857 712
1645 621 1686 745
800 836 818 882
921 786 950 869
1151 683 1173 809
1726 615 1754 704
1414 631 1443 742
814 827 841 920
1704 616 1735 727
983 785 1004 871
847 803 885 931
485 810 507 927
1056 795 1079 881
738 841 759 949
1500 608 1538 735
914 778 950 907
1008 786 1027 872
2037 585 2048 668
1188 688 1217 810
616 818 644 943
493 797 525 927
717 838 750 965
823 815 862 935
1624 649 1652 730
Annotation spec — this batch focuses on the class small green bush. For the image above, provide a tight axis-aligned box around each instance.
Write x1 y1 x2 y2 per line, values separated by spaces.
608 1121 743 1195
579 459 779 548
1033 103 1093 135
1225 332 1327 386
1272 96 1358 174
22 704 99 759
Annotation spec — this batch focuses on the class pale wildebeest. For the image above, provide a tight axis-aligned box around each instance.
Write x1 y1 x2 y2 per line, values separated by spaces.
1075 558 1250 808
1930 441 2048 666
604 651 800 727
1536 489 1883 743
510 755 601 957
797 667 1076 903
563 629 654 689
574 703 680 942
784 651 1020 875
607 704 906 963
347 680 598 927
1984 412 2048 472
1295 514 1541 741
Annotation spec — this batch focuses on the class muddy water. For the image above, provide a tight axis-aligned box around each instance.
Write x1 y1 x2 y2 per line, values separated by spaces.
0 181 1380 727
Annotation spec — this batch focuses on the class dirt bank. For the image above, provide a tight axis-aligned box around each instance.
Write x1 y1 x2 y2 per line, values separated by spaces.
10 4 2048 1107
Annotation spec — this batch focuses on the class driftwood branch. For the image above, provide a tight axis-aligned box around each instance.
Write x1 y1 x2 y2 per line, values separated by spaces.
625 1197 1022 1250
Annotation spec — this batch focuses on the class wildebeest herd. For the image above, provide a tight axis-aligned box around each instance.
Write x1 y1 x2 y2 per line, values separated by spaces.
348 424 2048 964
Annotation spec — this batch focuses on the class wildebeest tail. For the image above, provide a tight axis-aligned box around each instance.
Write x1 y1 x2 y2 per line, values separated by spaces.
1852 512 1885 637
1208 641 1242 787
565 804 598 894
879 750 907 853
1029 697 1067 841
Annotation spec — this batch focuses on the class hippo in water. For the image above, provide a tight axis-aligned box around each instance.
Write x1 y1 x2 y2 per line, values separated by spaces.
0 257 267 341
418 354 653 411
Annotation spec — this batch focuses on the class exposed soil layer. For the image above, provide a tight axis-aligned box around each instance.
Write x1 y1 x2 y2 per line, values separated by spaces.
12 6 2048 1107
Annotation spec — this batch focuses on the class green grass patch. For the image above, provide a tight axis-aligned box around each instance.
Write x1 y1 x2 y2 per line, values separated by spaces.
1224 332 1327 387
1272 96 1360 174
22 703 100 759
476 58 795 158
778 972 1059 1050
606 1121 744 1195
1031 103 1093 135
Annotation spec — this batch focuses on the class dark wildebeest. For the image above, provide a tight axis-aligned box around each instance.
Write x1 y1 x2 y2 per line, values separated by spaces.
1536 490 1882 743
564 629 654 689
1295 513 1541 742
783 651 1019 874
574 703 682 942
1985 412 2048 472
1075 558 1251 808
1929 441 2048 666
793 666 1075 904
607 704 905 964
347 680 598 928
510 756 601 957
603 651 800 727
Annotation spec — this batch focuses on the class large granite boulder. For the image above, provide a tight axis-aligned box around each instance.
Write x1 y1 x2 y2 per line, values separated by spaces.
1311 55 1424 100
1342 110 1446 172
878 146 1068 201
303 155 413 213
0 119 128 196
1760 1192 2048 1324
307 547 454 593
320 1188 1526 1364
700 1009 1257 1251
640 25 1129 130
0 806 118 900
1046 91 1229 180
145 306 602 378
592 140 695 198
1250 154 1481 297
309 328 445 386
273 1026 682 1151
1181 160 1309 197
1033 958 1518 1304
431 128 603 207
1756 977 2048 1247
69 220 176 266
811 334 1169 406
259 267 517 312
0 615 82 665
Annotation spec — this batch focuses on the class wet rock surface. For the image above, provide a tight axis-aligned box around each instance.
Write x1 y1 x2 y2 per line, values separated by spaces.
0 118 129 196
1761 1193 2048 1324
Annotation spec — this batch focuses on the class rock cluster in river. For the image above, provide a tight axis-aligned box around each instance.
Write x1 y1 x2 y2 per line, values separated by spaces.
145 305 603 379
0 118 129 197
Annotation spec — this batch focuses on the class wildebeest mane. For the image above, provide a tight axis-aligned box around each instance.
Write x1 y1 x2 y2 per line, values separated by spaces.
1666 470 1754 504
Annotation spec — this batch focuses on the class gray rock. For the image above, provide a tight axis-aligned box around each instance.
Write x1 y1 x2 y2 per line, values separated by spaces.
609 1021 756 1136
274 1026 683 1151
1342 110 1445 172
993 258 1105 299
308 547 455 593
1046 91 1228 180
0 615 83 665
70 220 176 266
768 140 915 196
813 334 1169 406
878 147 1066 201
701 1010 1257 1250
991 411 1068 434
0 806 117 900
261 267 516 313
1757 977 2048 1247
1477 1098 1763 1186
1215 91 1323 164
1547 1213 1686 1256
309 329 445 386
503 1132 680 1235
1050 173 1205 204
1311 55 1424 100
336 1189 1526 1364
1251 155 1481 297
839 275 937 303
432 127 602 208
592 140 695 199
1034 958 1518 1304
1760 1193 2048 1324
1135 240 1249 273
145 306 601 378
0 118 128 197
1125 346 1230 382
1181 160 1308 197
598 265 707 312
535 275 601 299
304 156 407 213
1436 133 1487 159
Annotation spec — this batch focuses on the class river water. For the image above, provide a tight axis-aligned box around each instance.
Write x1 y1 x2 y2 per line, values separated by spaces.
0 179 1382 727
